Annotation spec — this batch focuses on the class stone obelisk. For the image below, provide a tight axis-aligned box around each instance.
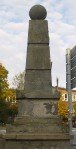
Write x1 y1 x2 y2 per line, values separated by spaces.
4 5 71 149
17 5 60 118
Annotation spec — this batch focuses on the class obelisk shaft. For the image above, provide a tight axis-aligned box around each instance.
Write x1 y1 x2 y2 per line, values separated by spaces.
24 20 52 98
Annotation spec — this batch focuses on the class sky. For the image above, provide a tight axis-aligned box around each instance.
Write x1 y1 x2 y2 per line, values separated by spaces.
0 0 76 88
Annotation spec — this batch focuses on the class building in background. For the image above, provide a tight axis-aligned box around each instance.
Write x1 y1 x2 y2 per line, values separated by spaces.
58 87 76 102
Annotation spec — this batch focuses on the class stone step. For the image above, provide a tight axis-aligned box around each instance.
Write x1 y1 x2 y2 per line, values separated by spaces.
4 133 70 140
14 116 61 124
6 122 68 133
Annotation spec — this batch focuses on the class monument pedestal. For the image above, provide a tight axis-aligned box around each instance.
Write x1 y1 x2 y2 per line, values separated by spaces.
5 115 71 149
4 133 71 149
6 116 68 133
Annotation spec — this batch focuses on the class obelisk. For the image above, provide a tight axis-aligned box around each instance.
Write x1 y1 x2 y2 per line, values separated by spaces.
24 5 52 98
17 4 60 118
5 5 71 149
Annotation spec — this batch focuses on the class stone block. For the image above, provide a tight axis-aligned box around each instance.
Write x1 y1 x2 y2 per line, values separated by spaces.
26 45 51 69
28 20 49 44
17 99 59 117
6 115 69 134
24 70 52 98
4 134 71 149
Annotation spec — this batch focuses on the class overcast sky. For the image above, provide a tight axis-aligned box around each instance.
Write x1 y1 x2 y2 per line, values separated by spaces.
0 0 76 88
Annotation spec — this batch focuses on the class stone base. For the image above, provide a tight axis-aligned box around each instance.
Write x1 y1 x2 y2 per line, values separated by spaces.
4 114 72 149
6 116 69 133
4 141 71 149
4 133 71 149
4 116 72 148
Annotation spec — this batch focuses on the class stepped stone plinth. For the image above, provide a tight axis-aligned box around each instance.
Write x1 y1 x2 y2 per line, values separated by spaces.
3 4 72 149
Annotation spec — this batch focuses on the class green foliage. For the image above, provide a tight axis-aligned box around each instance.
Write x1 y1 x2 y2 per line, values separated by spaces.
0 101 8 124
0 63 18 124
0 63 9 123
58 93 68 118
0 64 7 92
7 103 18 123
5 88 16 102
73 102 76 116
8 104 18 116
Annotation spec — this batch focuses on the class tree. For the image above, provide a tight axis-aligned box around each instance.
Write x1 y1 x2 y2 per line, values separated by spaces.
5 88 16 102
0 63 9 123
73 102 76 116
58 93 68 118
7 103 18 123
13 71 25 90
0 63 9 99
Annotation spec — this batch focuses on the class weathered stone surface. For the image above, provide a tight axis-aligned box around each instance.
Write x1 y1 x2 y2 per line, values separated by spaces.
6 116 69 134
4 133 70 140
6 124 65 134
28 20 49 44
16 88 60 99
24 70 52 98
4 138 71 149
14 116 61 124
26 46 51 69
18 99 58 117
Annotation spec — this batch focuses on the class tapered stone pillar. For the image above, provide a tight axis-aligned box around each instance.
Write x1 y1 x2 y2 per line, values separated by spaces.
4 5 72 149
16 5 60 118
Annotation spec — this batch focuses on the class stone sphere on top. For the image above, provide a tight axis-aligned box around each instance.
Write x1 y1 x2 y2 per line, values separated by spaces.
29 5 47 20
